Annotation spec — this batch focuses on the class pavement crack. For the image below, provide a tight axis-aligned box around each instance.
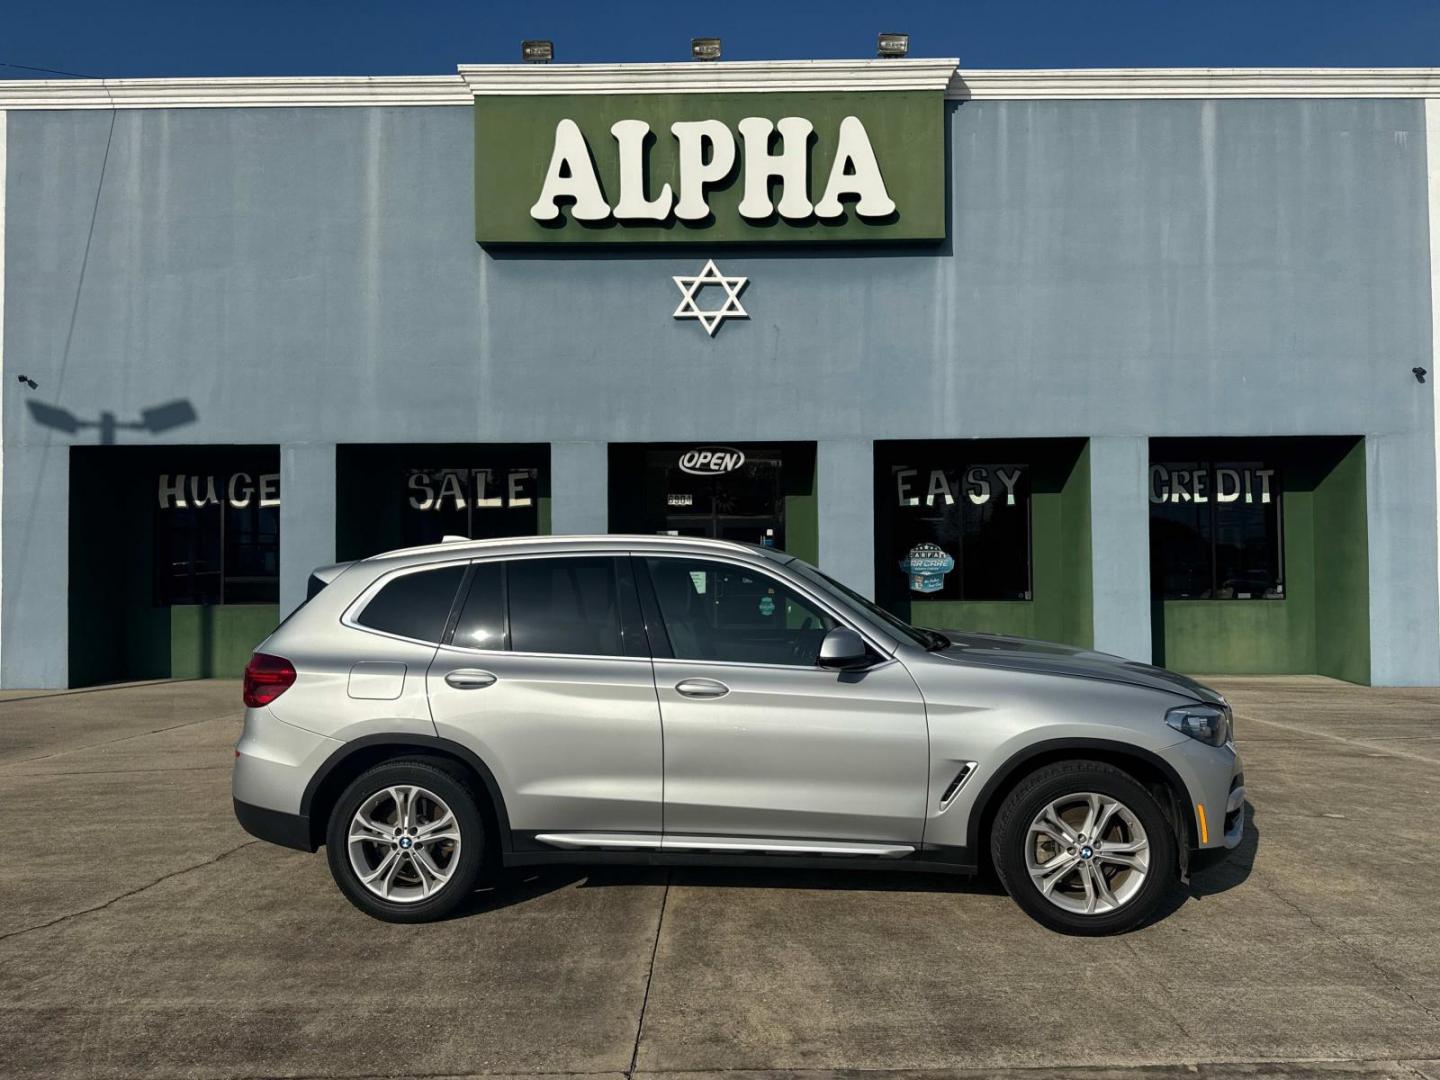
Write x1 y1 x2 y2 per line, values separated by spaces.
0 712 237 769
1253 868 1440 1028
627 869 670 1079
0 839 257 943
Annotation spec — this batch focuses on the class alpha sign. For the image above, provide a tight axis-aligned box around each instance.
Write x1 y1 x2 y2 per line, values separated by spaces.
475 90 945 244
530 115 894 225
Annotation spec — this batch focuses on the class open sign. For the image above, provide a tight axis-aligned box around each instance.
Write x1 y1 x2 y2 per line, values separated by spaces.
678 447 746 476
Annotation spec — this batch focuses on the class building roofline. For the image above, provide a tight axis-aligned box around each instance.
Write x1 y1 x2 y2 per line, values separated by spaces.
3 64 1440 110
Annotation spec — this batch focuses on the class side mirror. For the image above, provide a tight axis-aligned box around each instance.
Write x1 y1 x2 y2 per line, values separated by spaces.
817 626 871 670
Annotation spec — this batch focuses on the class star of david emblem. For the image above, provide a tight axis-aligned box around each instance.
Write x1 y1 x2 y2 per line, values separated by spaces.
672 259 748 337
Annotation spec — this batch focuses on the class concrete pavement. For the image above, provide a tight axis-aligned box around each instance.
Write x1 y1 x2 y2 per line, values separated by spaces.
0 675 1437 1080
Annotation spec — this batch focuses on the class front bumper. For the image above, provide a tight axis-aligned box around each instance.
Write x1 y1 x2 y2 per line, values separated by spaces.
1159 736 1246 852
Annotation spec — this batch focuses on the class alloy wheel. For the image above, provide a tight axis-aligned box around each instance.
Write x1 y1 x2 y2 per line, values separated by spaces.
347 785 463 903
1024 791 1150 915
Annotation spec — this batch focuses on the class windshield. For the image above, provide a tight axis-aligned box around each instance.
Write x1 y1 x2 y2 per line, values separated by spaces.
788 560 948 651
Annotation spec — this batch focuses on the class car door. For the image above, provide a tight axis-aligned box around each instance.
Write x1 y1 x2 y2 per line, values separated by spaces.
426 553 663 846
638 554 929 850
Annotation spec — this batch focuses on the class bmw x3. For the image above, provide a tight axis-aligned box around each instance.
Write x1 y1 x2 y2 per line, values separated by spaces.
233 535 1244 935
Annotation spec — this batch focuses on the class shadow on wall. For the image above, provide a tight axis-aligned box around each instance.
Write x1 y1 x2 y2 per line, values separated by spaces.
26 398 198 443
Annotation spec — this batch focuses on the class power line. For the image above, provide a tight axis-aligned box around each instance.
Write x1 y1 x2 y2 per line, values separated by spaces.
0 60 99 79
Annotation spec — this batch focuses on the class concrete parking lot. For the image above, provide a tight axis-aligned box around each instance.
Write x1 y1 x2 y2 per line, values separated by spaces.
1 677 1437 1080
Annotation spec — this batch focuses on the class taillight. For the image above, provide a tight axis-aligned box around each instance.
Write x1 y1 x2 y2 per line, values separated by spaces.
243 653 297 708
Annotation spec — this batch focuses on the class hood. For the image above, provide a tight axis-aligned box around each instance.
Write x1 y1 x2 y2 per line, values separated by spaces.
929 629 1224 705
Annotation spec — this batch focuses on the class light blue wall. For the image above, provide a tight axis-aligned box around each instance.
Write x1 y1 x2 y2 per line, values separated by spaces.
3 98 1437 685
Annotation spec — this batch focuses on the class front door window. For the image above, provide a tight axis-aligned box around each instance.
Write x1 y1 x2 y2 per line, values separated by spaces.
642 557 837 666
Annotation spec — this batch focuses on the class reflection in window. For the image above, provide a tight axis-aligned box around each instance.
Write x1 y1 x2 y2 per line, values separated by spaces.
878 462 1032 604
154 465 279 606
1150 462 1283 600
645 557 837 666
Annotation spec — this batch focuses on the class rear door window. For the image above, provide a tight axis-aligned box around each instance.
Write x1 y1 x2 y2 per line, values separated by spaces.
451 561 507 650
506 556 625 657
355 565 465 643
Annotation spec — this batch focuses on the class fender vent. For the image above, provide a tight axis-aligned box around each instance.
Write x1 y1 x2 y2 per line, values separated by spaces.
938 762 977 810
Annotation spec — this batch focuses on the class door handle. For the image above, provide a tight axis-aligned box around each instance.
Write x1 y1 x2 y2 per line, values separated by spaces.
675 678 730 699
445 669 498 690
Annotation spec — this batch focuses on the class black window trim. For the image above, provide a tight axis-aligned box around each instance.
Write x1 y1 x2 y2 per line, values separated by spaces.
342 558 473 647
635 551 889 671
436 551 649 662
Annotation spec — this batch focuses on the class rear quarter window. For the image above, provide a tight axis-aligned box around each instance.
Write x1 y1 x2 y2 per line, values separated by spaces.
355 565 466 643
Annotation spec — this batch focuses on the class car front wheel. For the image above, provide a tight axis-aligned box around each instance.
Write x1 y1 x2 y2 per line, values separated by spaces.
991 760 1178 935
325 758 486 922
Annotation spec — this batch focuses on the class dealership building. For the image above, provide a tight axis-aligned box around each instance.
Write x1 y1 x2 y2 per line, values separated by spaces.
2 59 1439 688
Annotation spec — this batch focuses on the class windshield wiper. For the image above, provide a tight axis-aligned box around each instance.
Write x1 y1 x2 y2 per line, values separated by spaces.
924 629 951 651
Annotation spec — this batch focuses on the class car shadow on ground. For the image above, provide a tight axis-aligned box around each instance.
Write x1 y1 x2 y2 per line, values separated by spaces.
451 809 1259 923
1141 800 1260 927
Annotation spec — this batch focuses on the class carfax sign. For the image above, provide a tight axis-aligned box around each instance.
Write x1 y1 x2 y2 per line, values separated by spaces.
474 91 946 244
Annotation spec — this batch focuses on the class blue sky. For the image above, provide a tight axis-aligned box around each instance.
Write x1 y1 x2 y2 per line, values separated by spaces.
4 0 1440 79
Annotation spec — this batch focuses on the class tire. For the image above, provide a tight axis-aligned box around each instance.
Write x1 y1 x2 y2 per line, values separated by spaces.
325 757 486 923
990 760 1178 936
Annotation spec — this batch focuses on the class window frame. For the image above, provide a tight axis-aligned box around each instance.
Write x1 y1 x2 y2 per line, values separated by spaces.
435 552 649 661
1149 460 1286 602
635 552 888 671
342 558 473 647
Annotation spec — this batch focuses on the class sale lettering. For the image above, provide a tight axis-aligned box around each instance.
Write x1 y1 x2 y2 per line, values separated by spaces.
529 115 895 225
407 469 535 511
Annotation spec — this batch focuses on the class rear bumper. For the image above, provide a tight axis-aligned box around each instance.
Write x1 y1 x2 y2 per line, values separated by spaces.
234 799 315 851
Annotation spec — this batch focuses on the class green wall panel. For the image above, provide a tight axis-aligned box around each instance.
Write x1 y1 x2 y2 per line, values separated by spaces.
1313 439 1370 684
1151 437 1369 682
169 605 278 680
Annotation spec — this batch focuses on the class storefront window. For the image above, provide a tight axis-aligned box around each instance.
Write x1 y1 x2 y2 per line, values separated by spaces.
335 445 549 561
877 460 1032 604
154 463 280 605
1150 462 1283 600
608 443 816 554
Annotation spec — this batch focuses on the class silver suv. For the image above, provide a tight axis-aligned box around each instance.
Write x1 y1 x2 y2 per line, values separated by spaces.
233 535 1244 935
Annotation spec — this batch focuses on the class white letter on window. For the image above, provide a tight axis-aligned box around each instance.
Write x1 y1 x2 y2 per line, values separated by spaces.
671 120 735 221
925 469 955 507
1149 465 1170 504
528 119 611 223
895 468 918 507
507 470 534 509
159 474 185 509
814 116 896 219
259 473 280 508
227 472 254 509
737 116 814 221
408 472 435 511
610 119 673 221
965 467 991 505
996 467 1023 506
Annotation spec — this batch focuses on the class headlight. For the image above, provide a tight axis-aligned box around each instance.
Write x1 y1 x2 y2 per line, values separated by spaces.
1166 703 1232 747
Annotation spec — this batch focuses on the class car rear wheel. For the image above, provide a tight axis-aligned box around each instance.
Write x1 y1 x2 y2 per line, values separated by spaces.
325 759 486 922
991 760 1178 935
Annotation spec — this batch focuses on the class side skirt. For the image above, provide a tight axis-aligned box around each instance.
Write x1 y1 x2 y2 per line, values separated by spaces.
502 839 976 876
